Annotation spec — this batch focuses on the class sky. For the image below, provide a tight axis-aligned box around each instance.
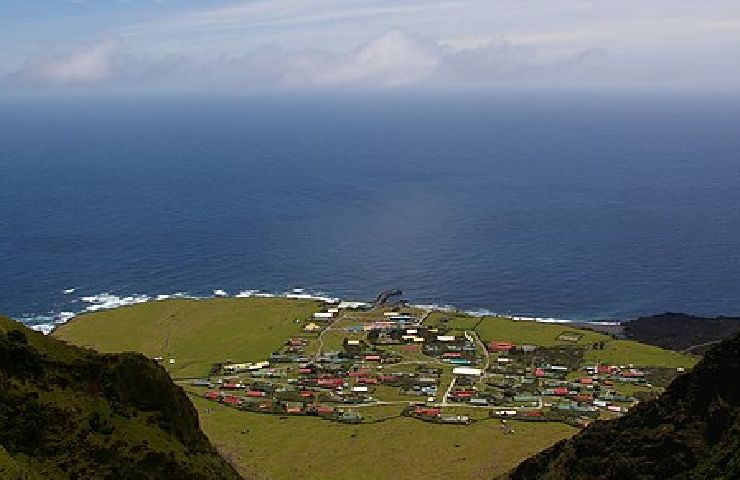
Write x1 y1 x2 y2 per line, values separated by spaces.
1 0 739 92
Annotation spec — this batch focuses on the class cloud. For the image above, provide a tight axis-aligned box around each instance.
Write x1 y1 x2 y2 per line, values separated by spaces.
2 30 610 90
223 31 609 89
25 39 124 85
315 31 440 87
8 38 188 89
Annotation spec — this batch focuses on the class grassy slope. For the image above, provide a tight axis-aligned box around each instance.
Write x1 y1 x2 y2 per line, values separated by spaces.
583 339 694 368
428 312 696 368
53 300 697 479
55 298 321 378
190 394 577 480
0 316 241 480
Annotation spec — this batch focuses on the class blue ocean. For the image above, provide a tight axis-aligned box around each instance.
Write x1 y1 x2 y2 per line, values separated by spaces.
1 92 739 329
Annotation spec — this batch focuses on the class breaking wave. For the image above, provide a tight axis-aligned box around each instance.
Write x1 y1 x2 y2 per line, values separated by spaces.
18 287 617 335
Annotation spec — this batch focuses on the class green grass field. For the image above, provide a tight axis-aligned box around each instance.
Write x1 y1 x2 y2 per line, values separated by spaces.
426 312 697 369
583 339 696 368
52 298 698 478
472 316 611 346
189 394 577 480
54 297 320 378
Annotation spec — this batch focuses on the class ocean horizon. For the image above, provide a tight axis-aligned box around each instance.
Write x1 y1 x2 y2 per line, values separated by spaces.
2 91 739 329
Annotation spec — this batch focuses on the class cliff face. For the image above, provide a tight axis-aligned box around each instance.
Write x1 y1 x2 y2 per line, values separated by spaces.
0 316 241 480
624 312 740 352
506 331 740 480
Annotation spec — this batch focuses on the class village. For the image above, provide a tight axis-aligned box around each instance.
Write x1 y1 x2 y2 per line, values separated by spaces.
187 299 683 430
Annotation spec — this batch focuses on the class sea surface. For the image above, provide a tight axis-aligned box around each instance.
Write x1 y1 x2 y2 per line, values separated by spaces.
1 91 739 330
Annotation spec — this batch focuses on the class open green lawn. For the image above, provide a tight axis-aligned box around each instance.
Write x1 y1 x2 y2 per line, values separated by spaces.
425 312 483 330
54 298 320 378
472 316 612 346
584 339 697 368
440 314 697 369
190 395 577 480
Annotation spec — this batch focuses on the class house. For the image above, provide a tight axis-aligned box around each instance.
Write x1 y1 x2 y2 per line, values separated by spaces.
317 378 343 388
338 301 371 310
287 338 306 347
351 386 369 393
452 367 482 376
303 322 322 332
285 404 304 414
315 405 335 415
221 395 241 406
221 382 243 390
414 407 440 417
488 341 513 352
338 410 362 423
191 379 211 387
448 358 472 366
438 415 470 424
204 391 220 401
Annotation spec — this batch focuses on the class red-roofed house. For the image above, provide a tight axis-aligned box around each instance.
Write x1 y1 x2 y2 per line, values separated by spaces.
317 378 343 388
488 341 513 352
415 408 440 417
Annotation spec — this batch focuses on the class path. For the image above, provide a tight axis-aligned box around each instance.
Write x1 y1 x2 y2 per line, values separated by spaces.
681 339 723 354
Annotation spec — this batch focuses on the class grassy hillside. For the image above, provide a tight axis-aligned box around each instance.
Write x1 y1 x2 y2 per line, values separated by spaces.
55 297 320 378
583 339 694 368
428 312 696 368
189 394 577 480
505 331 740 480
53 299 699 479
0 316 240 480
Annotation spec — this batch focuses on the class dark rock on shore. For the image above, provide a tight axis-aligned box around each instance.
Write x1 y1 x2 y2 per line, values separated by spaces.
623 312 740 352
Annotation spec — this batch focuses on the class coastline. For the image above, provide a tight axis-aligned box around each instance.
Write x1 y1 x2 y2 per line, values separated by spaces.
16 287 624 336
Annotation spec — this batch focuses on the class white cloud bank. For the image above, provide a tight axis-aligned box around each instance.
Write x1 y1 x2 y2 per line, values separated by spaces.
27 39 123 85
8 31 608 90
3 0 739 91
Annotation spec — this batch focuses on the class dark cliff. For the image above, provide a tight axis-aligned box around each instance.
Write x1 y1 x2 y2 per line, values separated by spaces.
0 316 242 480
